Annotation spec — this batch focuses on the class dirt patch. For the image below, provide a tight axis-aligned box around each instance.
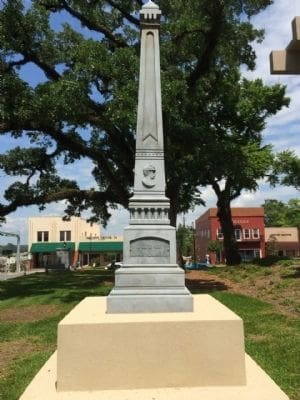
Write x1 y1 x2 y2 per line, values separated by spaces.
0 339 50 378
185 266 300 317
247 333 270 342
185 270 233 292
103 280 113 287
0 304 61 323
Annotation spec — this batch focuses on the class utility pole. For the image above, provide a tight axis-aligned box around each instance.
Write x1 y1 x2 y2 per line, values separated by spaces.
0 231 21 273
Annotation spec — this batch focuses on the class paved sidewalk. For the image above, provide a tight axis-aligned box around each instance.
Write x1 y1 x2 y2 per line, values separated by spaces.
0 269 44 281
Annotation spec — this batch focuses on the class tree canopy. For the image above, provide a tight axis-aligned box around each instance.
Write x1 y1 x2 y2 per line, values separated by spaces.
269 150 300 191
263 199 300 228
0 0 290 263
176 224 195 260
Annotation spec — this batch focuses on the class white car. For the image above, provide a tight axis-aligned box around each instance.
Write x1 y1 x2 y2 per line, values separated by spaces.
105 261 123 270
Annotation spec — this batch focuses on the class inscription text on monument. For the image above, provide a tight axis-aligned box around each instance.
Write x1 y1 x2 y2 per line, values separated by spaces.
130 238 170 258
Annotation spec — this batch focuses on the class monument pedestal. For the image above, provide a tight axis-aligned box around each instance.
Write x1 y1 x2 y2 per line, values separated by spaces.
20 295 289 400
107 264 193 313
107 224 194 313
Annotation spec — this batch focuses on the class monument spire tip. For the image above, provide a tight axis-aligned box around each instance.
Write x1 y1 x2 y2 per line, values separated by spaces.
141 0 161 21
142 0 159 9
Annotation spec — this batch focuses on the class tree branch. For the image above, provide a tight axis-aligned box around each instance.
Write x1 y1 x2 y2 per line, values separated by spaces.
39 126 131 203
0 188 115 219
187 3 225 89
211 180 221 197
172 28 206 44
106 0 140 26
5 57 28 71
61 0 128 48
23 50 61 80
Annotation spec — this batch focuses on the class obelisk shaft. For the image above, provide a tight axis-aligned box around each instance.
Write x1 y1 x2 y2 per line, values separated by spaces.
131 1 169 212
106 1 193 313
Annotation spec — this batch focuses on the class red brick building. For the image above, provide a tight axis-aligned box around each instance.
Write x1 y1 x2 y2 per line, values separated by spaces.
195 208 265 264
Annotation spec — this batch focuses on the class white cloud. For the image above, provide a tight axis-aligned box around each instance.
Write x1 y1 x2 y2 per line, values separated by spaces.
56 158 96 188
101 207 130 236
0 216 28 246
243 1 300 156
244 2 300 82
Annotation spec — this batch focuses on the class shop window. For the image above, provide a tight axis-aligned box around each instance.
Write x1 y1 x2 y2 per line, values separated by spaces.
60 230 71 241
254 249 260 259
239 249 260 262
252 228 260 239
217 228 223 239
37 231 49 242
235 229 242 241
244 229 251 239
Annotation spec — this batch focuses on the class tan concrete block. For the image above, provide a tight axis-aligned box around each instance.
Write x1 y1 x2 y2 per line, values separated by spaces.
270 50 300 74
20 352 289 400
56 295 246 391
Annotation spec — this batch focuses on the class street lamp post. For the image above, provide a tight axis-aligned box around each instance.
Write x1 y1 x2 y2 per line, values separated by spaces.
192 222 196 266
0 231 21 273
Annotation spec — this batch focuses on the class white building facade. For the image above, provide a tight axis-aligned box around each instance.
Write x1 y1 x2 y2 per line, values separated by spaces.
28 216 123 268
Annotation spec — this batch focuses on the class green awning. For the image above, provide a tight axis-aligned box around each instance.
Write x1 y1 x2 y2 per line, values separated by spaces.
78 241 123 252
30 242 75 253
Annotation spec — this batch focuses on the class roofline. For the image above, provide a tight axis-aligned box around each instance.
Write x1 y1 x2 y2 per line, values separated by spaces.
196 207 265 222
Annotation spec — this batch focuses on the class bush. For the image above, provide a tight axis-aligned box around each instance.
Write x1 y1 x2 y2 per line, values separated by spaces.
276 259 294 267
9 264 16 272
253 255 290 267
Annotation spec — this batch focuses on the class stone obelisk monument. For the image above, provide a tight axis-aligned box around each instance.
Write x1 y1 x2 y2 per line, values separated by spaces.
19 5 291 398
107 0 193 313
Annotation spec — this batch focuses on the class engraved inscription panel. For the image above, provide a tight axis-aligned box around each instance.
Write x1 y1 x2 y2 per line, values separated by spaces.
130 237 170 263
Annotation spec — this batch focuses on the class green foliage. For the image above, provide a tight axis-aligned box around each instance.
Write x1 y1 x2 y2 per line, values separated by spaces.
269 150 300 190
276 259 294 267
213 291 299 399
0 267 299 399
253 255 291 267
262 198 300 228
176 224 194 257
0 241 28 253
0 0 289 230
1 248 13 256
207 239 223 253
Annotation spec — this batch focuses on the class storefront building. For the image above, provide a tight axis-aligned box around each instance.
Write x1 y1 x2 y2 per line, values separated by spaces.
195 208 265 264
28 216 123 268
265 227 300 257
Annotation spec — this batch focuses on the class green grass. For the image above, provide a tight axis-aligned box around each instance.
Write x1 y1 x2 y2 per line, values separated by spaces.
212 292 299 400
0 268 299 400
0 270 113 400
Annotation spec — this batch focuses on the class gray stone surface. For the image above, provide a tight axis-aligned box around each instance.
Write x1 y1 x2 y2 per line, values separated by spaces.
106 1 193 313
107 293 193 313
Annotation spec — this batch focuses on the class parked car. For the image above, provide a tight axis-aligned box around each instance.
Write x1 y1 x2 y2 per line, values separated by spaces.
185 262 209 270
105 261 123 270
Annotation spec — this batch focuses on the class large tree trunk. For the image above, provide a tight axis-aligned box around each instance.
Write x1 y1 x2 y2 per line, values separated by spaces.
216 194 241 265
169 198 178 227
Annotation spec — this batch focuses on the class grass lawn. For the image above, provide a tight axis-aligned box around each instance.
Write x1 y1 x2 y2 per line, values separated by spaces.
0 264 299 400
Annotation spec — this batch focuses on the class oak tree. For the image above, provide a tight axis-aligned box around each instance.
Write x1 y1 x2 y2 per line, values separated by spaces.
0 0 288 264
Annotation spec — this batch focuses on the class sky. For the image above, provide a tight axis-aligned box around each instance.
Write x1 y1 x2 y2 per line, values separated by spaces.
0 0 299 245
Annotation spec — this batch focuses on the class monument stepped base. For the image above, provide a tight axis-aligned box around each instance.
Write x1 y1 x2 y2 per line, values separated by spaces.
19 352 289 400
19 295 289 400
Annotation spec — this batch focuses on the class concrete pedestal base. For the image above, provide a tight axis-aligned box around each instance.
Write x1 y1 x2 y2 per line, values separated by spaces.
107 266 193 313
19 295 289 400
19 352 289 400
57 295 245 390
